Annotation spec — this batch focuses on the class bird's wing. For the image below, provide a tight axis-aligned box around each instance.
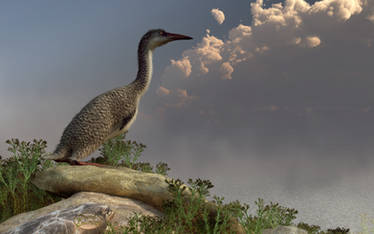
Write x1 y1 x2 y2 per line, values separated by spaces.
105 109 137 141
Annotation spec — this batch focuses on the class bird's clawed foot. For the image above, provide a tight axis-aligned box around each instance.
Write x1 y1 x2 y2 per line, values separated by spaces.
54 158 106 167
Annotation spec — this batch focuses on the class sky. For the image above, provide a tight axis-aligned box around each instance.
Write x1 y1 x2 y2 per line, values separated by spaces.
1 0 374 231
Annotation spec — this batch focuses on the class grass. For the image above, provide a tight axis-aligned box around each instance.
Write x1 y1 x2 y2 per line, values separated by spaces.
0 135 370 233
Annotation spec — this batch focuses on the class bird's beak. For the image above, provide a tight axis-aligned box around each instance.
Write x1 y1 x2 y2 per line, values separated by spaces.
166 32 193 41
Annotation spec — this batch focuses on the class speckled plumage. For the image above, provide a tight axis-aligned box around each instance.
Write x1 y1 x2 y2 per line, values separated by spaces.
53 85 139 160
48 29 192 161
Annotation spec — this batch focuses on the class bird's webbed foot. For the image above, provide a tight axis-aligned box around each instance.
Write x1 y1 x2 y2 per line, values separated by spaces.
54 158 106 167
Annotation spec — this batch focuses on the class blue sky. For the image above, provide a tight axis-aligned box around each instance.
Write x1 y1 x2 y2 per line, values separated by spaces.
1 0 374 231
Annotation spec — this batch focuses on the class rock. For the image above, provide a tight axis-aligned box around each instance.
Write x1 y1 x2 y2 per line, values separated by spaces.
3 203 111 234
31 165 245 234
0 192 162 233
263 225 308 234
32 165 174 210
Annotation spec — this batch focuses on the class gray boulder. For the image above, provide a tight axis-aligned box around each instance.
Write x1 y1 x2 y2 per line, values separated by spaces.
0 192 162 233
31 165 174 210
31 165 245 233
4 203 111 234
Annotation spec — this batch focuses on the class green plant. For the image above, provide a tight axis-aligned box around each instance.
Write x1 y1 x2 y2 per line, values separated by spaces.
92 133 170 175
358 213 374 234
325 227 350 233
0 139 60 222
297 222 322 233
106 175 354 234
155 162 170 176
112 178 242 234
241 198 298 233
187 178 214 197
94 134 144 167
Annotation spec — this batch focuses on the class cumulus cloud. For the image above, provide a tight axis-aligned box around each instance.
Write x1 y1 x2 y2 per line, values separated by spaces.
167 88 197 108
176 88 189 98
163 30 224 79
310 0 364 21
162 0 370 85
155 0 373 125
194 32 224 73
366 1 374 23
220 62 234 80
368 13 374 22
156 86 171 96
304 36 321 47
211 8 225 24
170 57 192 78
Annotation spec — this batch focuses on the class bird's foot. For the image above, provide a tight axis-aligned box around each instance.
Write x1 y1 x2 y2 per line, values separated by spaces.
54 158 106 167
71 161 107 167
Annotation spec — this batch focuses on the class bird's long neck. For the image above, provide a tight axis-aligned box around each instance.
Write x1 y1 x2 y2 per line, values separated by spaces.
133 41 153 96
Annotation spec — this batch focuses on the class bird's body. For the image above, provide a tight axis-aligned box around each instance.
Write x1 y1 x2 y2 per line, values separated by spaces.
48 29 192 163
53 85 139 160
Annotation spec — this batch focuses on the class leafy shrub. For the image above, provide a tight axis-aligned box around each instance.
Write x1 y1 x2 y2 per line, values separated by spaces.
114 178 240 234
92 134 170 175
0 139 61 222
297 222 322 233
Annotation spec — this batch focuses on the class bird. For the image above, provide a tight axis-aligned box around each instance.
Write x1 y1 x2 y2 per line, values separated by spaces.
46 29 192 166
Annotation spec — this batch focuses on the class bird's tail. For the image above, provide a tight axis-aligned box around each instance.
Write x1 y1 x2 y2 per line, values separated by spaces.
43 152 63 160
43 145 70 160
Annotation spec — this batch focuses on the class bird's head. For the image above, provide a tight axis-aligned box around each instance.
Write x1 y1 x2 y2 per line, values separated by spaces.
141 29 193 51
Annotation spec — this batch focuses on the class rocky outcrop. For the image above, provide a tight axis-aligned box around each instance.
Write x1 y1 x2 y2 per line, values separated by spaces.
31 165 245 233
0 192 162 233
31 165 175 210
4 203 111 234
0 164 309 234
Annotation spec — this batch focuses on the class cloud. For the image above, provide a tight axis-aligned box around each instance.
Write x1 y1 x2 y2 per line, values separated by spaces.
193 32 224 73
166 88 197 108
162 0 370 85
176 88 189 98
220 62 234 80
170 57 192 78
366 0 374 23
149 0 374 155
310 0 364 21
156 86 171 96
152 0 374 145
368 13 374 22
211 8 225 24
304 36 321 47
163 30 224 79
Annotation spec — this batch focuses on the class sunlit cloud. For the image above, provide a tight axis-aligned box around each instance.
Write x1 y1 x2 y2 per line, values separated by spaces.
163 0 368 85
156 86 171 96
304 36 321 47
220 62 234 80
170 57 192 78
211 8 225 24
